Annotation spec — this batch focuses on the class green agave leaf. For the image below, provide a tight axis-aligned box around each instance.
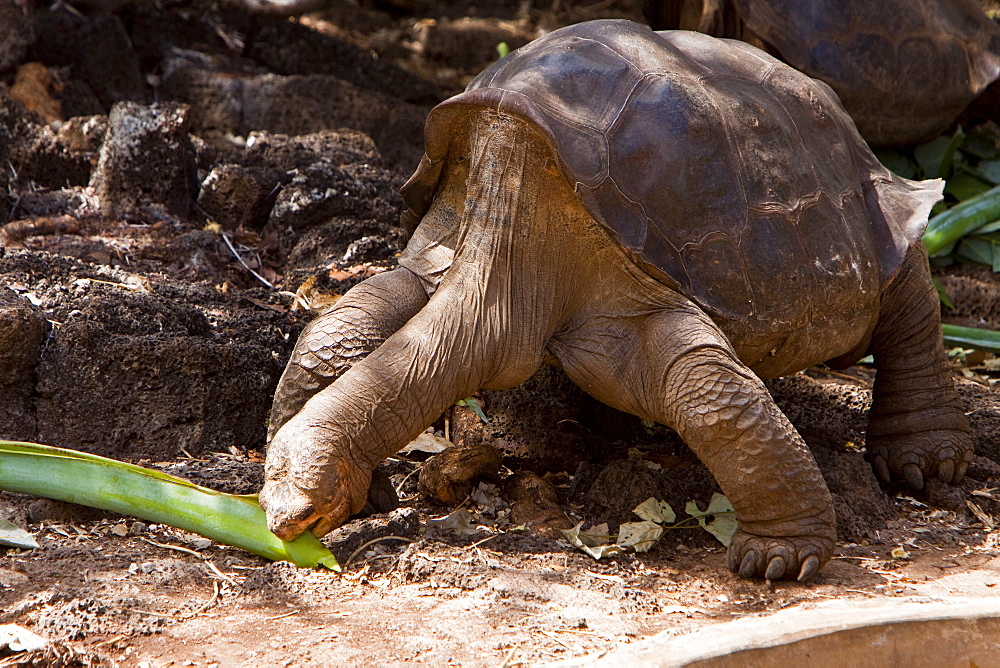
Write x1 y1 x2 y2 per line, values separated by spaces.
942 324 1000 353
0 440 339 570
924 184 1000 256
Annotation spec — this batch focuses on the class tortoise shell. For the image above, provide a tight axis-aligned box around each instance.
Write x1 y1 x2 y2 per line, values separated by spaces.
728 0 1000 146
401 20 941 328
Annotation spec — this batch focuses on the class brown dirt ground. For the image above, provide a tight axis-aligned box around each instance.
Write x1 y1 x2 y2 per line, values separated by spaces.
2 1 1000 666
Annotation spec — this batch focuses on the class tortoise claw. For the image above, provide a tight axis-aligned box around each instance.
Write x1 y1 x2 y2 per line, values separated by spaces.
954 458 969 483
937 458 955 485
797 554 821 581
872 452 891 484
868 430 972 489
739 550 762 579
728 529 833 580
765 556 787 581
903 463 924 490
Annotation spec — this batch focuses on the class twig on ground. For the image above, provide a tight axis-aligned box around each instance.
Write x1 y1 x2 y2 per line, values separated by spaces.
204 559 238 586
221 231 274 289
537 628 577 651
141 537 203 559
345 535 416 568
499 642 521 668
394 467 420 496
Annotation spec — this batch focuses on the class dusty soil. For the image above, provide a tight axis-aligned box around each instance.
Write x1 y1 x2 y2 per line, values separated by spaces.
1 1 1000 665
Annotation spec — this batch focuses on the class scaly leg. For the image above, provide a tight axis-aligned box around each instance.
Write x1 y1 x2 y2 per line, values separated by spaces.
867 245 973 489
550 301 836 581
267 267 429 441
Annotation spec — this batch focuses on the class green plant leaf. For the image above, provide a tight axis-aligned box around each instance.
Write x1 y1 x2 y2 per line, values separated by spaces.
923 184 1000 256
945 172 992 201
0 440 339 570
933 278 956 310
496 41 509 59
962 128 1000 160
954 236 991 265
685 493 737 547
915 128 964 179
977 159 1000 185
874 148 918 179
455 397 488 423
978 220 1000 234
942 324 1000 353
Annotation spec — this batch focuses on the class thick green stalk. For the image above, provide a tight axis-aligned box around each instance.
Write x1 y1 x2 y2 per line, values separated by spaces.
942 324 1000 354
923 185 1000 256
0 440 339 570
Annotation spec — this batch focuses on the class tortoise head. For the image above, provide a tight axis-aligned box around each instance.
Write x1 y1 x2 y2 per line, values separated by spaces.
259 419 371 541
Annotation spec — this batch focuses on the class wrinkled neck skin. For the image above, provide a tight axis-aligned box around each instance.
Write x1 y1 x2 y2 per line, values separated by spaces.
261 113 618 540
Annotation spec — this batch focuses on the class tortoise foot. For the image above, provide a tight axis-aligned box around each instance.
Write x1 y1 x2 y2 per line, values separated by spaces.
417 442 503 506
869 429 973 489
726 530 834 581
351 469 400 519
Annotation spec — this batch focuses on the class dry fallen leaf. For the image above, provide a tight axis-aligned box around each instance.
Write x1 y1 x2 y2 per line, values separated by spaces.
617 520 664 553
685 493 737 547
399 432 453 456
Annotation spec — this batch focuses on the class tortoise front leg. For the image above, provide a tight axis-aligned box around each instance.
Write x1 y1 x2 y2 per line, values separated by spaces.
550 304 836 581
866 245 973 489
268 267 430 441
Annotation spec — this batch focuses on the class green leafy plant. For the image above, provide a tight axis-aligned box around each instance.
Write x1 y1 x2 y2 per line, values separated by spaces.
941 323 1000 354
0 440 340 570
877 125 1000 352
923 185 1000 260
877 126 1000 267
455 396 488 423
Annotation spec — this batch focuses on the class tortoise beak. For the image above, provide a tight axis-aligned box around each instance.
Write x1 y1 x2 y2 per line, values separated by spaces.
260 481 319 541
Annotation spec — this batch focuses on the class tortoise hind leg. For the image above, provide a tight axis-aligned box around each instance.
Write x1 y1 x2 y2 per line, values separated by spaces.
866 245 973 489
267 267 429 442
549 302 836 581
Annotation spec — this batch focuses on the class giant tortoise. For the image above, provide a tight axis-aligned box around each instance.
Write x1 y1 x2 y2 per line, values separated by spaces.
646 0 1000 145
260 20 973 581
